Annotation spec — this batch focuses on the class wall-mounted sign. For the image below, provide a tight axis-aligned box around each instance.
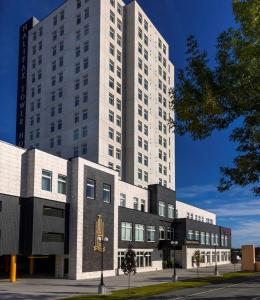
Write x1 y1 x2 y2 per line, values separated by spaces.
16 18 36 147
93 215 105 252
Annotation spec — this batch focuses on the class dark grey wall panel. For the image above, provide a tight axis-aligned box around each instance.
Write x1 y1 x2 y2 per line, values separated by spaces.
19 197 34 254
32 198 67 255
82 166 114 272
118 207 172 249
0 194 20 255
173 218 232 249
148 184 176 216
19 197 67 255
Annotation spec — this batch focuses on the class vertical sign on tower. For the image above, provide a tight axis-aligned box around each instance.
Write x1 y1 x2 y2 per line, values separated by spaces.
16 18 37 147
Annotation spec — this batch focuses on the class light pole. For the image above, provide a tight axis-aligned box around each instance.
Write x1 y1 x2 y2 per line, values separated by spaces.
171 240 178 282
214 245 219 276
98 236 109 295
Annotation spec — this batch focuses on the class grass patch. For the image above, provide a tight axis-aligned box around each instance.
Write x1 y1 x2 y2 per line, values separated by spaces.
60 271 260 300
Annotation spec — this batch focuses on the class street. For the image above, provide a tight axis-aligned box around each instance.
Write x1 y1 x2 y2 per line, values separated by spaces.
1 264 258 300
143 274 260 300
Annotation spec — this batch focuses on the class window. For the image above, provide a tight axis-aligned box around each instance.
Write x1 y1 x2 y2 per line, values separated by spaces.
144 125 148 135
116 132 121 143
41 170 52 192
110 10 115 23
82 109 88 120
200 232 205 245
120 193 126 207
147 226 155 242
108 144 114 156
109 26 115 39
144 171 148 182
135 224 144 242
73 129 79 140
84 7 89 18
204 232 211 245
140 199 145 212
86 179 95 199
116 83 121 94
116 99 121 110
103 184 111 203
144 49 148 60
144 140 148 151
138 152 142 164
158 201 165 217
74 112 79 123
144 20 148 31
43 206 64 218
109 93 114 105
116 148 121 160
187 230 194 240
42 232 64 242
109 76 114 89
168 204 174 218
116 115 121 127
133 197 139 210
138 136 142 148
109 59 114 72
58 174 66 194
195 231 200 241
225 235 228 247
138 168 142 180
109 43 115 56
108 127 114 139
82 126 88 137
121 222 132 241
84 40 89 52
118 251 125 269
109 110 114 122
159 226 165 240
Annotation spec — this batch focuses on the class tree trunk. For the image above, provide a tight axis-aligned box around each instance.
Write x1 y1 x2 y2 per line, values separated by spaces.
128 273 131 294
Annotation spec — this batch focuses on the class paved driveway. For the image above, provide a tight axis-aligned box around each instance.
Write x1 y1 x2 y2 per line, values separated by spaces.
0 264 241 300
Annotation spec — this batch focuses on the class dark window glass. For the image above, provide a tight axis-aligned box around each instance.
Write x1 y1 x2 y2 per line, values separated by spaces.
86 178 95 199
103 184 111 203
43 206 64 218
42 232 64 242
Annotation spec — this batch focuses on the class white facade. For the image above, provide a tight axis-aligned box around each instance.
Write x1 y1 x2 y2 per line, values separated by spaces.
124 1 175 190
176 200 216 225
20 0 175 190
0 140 231 279
180 246 231 269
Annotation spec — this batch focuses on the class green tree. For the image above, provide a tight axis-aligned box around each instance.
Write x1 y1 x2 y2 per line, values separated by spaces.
170 0 260 195
121 245 137 294
194 250 201 278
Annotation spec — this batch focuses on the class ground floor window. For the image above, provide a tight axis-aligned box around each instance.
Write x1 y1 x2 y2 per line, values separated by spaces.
212 252 216 262
200 251 205 263
136 251 152 267
217 251 220 262
206 252 211 263
118 251 125 268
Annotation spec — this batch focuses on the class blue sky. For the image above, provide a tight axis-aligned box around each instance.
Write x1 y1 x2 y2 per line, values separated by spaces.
0 0 259 247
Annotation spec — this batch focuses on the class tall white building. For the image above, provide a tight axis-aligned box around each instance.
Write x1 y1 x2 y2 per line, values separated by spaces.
16 0 174 189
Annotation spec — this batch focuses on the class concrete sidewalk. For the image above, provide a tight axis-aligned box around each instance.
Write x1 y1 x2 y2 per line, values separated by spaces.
0 263 241 300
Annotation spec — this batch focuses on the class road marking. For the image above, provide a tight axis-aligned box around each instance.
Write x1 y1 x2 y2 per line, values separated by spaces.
175 283 241 299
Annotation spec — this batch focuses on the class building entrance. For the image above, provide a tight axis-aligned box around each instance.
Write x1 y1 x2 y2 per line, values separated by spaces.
0 255 55 280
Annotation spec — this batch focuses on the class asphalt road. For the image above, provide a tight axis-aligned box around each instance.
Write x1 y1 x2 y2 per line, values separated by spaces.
143 274 260 300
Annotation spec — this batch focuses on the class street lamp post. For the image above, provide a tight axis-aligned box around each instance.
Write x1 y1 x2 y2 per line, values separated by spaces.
171 240 178 282
214 245 219 276
98 237 109 295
